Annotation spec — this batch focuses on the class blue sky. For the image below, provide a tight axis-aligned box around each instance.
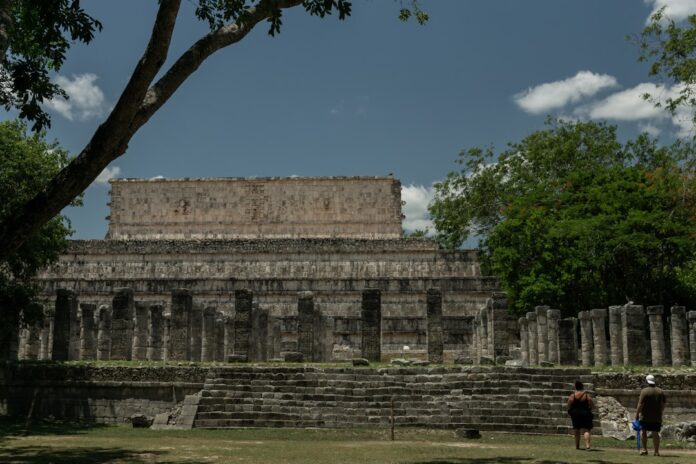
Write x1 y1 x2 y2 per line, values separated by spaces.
4 0 696 239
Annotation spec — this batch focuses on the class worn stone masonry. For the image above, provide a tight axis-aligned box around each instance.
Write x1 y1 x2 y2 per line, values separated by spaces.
52 289 77 361
79 303 97 360
689 311 696 367
622 305 647 365
608 306 623 366
97 305 111 361
133 302 149 361
148 304 164 361
526 312 538 365
518 317 529 364
578 311 593 367
233 290 252 359
535 305 549 364
170 289 192 361
547 309 560 365
427 288 444 364
558 317 578 365
111 288 134 361
647 305 666 367
670 306 688 367
591 308 608 366
189 304 203 363
361 289 381 362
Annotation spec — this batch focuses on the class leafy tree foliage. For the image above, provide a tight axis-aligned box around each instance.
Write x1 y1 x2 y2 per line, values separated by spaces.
638 8 696 129
0 0 102 130
0 120 76 342
430 120 696 315
0 0 427 263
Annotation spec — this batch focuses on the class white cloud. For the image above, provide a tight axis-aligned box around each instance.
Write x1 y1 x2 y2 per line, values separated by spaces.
578 83 668 121
94 166 121 186
514 71 617 114
45 73 107 121
638 122 662 137
645 0 696 23
401 184 435 233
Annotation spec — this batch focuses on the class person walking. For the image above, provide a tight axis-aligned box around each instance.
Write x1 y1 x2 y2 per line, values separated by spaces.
636 374 667 456
567 380 594 450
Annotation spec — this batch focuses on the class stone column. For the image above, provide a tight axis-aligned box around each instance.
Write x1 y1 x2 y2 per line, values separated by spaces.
79 303 97 360
132 302 149 361
233 289 252 358
535 305 549 363
214 312 225 362
361 288 381 362
687 311 696 367
297 292 315 362
622 304 647 365
169 289 192 361
68 297 81 361
251 303 268 362
427 288 444 363
23 317 42 360
201 306 216 362
479 306 490 359
189 303 203 362
472 314 480 362
96 305 112 361
578 311 593 366
313 311 333 362
147 304 164 361
518 317 529 364
52 289 77 361
224 315 234 360
488 293 510 359
647 305 666 367
270 317 282 359
558 317 578 365
526 312 538 365
591 308 608 366
547 309 561 364
608 306 623 366
110 288 134 361
39 308 53 361
163 315 171 362
670 305 688 366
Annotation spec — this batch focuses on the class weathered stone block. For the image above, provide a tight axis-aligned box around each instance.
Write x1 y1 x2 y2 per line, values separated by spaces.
647 305 666 367
426 288 443 364
233 289 252 357
361 289 381 362
111 288 134 361
169 289 192 361
670 306 688 367
52 289 78 361
79 303 97 360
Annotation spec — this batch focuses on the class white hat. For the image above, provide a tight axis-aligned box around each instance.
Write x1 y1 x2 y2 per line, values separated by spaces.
646 374 656 385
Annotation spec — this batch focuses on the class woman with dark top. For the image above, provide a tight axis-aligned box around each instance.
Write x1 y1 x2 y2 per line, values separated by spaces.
567 380 594 450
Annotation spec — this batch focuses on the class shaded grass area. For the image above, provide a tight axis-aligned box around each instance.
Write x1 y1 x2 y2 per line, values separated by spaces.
1 419 694 464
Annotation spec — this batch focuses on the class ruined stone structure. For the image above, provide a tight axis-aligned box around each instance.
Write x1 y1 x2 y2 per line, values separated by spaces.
19 176 497 363
516 302 694 368
107 177 403 240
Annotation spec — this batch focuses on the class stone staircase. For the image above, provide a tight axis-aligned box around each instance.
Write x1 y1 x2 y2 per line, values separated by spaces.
191 366 598 434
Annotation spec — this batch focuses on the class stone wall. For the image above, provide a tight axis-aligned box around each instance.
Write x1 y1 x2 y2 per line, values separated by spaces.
107 177 403 240
0 364 205 423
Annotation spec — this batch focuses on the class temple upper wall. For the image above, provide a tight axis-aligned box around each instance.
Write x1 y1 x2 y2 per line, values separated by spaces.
107 176 403 240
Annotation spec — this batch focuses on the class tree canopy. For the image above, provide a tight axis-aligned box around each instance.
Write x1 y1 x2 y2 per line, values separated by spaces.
0 119 76 343
0 0 427 264
638 8 696 130
430 120 696 315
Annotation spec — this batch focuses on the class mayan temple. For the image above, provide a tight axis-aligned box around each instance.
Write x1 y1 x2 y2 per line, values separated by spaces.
35 176 498 362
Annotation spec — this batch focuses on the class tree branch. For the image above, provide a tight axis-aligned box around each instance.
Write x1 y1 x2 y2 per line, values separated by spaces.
0 0 182 260
129 0 303 134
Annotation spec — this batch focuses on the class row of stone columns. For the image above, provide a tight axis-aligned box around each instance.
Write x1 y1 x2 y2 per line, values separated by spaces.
472 293 512 363
533 304 696 367
518 306 568 365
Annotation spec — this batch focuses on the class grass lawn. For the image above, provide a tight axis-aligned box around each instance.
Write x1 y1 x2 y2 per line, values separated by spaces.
1 419 694 464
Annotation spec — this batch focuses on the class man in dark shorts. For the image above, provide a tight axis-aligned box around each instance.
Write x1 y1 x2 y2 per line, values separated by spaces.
635 374 666 456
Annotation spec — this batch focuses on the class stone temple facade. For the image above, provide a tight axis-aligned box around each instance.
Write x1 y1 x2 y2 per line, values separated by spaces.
29 176 499 362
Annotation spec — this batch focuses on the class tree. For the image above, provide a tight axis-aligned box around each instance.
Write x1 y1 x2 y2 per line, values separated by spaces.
430 119 696 315
638 8 696 130
0 119 77 350
0 0 427 262
0 0 102 130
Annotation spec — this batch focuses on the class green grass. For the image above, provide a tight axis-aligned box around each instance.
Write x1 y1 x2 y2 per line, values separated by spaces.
1 419 694 464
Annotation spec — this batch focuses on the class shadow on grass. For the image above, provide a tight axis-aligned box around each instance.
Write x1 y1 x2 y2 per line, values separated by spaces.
0 445 207 464
0 416 110 442
410 459 638 464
